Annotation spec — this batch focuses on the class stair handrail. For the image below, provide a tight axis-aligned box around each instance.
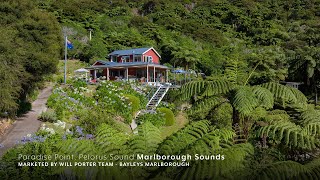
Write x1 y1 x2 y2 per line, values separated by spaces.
146 85 162 108
154 85 170 108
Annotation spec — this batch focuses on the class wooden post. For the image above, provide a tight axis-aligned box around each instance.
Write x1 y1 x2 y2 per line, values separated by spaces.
153 66 156 83
166 69 169 83
126 67 129 81
146 65 149 82
107 68 109 80
94 69 97 80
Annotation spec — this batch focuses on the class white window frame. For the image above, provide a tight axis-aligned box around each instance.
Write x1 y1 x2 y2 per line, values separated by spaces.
134 56 142 62
121 56 130 63
148 56 153 63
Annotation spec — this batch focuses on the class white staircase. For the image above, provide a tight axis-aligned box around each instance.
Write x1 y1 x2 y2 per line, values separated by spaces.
131 84 171 131
146 84 170 110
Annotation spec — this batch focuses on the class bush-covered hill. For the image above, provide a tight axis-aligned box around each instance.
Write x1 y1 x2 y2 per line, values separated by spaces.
1 0 320 115
40 0 320 92
0 0 62 116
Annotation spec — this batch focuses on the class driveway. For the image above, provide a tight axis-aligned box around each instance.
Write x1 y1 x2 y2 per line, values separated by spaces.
0 85 53 157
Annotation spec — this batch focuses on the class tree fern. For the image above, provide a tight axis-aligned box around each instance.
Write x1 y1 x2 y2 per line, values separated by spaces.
288 86 308 104
95 123 129 155
244 158 320 180
260 82 297 106
231 86 259 115
245 161 307 180
256 120 317 149
252 86 274 109
130 121 162 154
263 109 290 122
299 108 320 136
188 96 227 116
180 80 233 100
224 57 247 85
174 143 254 180
158 120 212 155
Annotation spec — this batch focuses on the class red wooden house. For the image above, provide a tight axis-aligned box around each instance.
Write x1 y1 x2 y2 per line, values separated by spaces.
86 47 169 85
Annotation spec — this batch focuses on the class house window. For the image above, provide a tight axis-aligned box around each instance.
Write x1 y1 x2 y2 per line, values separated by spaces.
148 56 153 63
121 56 130 63
134 56 142 62
111 56 117 62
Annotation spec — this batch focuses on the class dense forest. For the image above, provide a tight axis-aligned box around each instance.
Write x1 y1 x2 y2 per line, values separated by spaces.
1 0 320 179
2 0 320 116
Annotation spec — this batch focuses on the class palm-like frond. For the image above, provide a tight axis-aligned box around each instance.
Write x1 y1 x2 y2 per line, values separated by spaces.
288 86 308 104
264 109 290 122
245 158 320 180
158 120 212 155
130 121 162 154
95 123 129 155
252 86 274 109
231 86 259 115
178 143 254 180
260 82 297 106
299 108 320 136
180 80 233 100
245 161 306 180
256 120 317 149
188 96 227 116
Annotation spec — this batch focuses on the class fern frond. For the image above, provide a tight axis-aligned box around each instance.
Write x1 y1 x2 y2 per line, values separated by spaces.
247 161 306 180
180 80 233 100
252 86 274 109
57 139 97 155
95 123 129 155
130 121 161 154
265 109 290 122
288 86 308 104
256 120 317 150
231 86 258 115
300 108 320 125
158 120 212 155
188 96 227 115
177 143 253 180
260 82 297 106
299 108 320 136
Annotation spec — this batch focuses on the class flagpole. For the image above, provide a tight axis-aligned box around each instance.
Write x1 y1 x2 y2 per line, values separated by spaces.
64 36 67 84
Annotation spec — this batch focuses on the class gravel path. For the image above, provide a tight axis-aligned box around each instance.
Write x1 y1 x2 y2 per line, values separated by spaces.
0 86 53 157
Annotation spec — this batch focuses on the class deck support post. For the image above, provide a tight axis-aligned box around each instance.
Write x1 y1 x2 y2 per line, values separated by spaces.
107 68 109 80
126 67 128 81
153 66 156 83
146 65 149 82
166 69 169 83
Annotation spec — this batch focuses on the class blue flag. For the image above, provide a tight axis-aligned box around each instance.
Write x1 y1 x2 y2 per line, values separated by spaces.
67 39 73 49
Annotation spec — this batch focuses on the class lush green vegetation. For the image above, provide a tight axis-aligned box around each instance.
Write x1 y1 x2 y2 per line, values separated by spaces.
0 0 62 116
157 107 175 126
2 0 320 179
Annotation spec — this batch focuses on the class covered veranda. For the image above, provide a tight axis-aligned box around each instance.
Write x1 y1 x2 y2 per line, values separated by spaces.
86 62 169 85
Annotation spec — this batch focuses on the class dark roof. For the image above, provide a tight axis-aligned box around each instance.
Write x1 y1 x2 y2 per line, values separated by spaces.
108 47 161 57
94 60 117 66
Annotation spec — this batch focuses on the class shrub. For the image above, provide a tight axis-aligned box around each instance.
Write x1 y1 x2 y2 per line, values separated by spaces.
157 107 175 126
72 79 87 88
77 109 114 134
16 100 32 116
124 94 140 115
136 113 165 127
38 109 57 123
